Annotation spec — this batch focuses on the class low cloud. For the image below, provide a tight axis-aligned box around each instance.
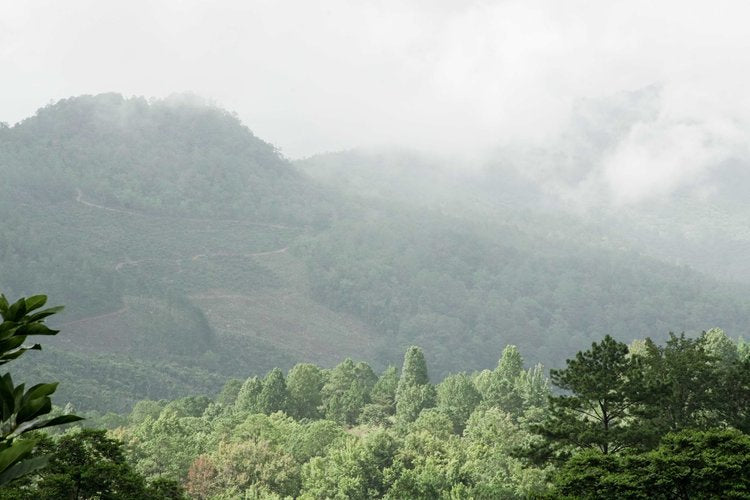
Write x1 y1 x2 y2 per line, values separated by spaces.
2 0 750 204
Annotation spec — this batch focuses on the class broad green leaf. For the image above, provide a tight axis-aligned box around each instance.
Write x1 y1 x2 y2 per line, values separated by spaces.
24 383 58 401
0 439 35 474
17 397 51 423
6 300 26 323
14 414 84 435
26 305 64 323
22 295 47 313
0 455 48 485
20 323 58 336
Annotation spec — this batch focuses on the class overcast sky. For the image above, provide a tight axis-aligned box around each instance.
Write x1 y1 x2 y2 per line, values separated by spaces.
2 1 750 202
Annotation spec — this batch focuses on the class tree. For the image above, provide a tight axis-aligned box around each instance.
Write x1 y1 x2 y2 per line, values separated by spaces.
321 359 374 425
398 346 429 387
301 431 398 499
395 347 435 424
258 368 288 415
0 294 82 485
702 328 739 367
185 440 299 499
515 363 549 410
436 373 480 434
632 333 721 445
539 335 637 454
554 429 750 499
235 376 263 414
286 363 324 420
496 345 523 381
717 356 750 433
370 366 399 414
0 429 185 499
461 407 551 498
215 379 242 407
481 345 525 416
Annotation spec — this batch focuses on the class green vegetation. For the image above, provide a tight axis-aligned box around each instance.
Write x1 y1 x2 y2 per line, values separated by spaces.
0 294 81 485
3 93 750 422
0 430 185 499
0 290 746 497
72 329 744 498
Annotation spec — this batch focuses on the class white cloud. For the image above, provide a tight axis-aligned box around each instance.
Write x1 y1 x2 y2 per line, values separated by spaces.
1 0 750 202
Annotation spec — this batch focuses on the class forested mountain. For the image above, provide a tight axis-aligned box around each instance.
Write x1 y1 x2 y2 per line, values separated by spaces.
2 94 750 413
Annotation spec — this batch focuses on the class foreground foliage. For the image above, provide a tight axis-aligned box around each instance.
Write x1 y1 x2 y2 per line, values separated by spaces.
0 429 185 499
0 295 81 485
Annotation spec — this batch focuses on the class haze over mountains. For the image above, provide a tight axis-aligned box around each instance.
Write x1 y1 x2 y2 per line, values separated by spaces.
2 93 749 412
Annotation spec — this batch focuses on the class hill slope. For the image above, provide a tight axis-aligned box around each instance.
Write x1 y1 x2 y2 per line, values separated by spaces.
2 94 749 411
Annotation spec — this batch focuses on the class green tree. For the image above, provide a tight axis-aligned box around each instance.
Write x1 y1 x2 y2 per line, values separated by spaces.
554 429 750 499
215 379 242 407
258 368 288 415
163 395 211 418
0 429 186 499
395 347 435 424
436 373 480 434
128 400 164 425
322 359 374 425
121 411 208 480
398 346 429 387
719 356 750 433
461 407 551 498
0 294 81 485
383 429 465 499
703 328 739 367
539 335 637 454
632 333 721 445
515 363 549 410
370 366 399 413
482 345 525 416
287 363 324 420
235 376 263 414
185 440 299 499
300 431 399 500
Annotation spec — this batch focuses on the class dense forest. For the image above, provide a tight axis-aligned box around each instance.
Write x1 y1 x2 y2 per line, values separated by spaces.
2 95 750 414
2 293 748 498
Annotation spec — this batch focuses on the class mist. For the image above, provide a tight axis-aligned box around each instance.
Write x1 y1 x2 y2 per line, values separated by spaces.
3 0 750 205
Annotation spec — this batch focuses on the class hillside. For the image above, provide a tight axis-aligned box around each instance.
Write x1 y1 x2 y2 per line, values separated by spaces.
2 94 750 412
1 95 374 411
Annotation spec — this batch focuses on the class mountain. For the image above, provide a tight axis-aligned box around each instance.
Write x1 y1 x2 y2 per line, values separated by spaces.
2 93 750 413
1 94 372 411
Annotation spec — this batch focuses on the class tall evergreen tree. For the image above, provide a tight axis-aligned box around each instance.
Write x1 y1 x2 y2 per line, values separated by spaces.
395 346 435 423
399 346 429 387
538 335 637 454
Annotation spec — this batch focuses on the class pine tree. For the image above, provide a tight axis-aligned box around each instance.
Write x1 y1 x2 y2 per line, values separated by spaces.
538 335 637 454
395 346 435 423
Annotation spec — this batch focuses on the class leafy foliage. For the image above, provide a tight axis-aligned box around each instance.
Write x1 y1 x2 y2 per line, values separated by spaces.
0 294 81 485
0 429 185 499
